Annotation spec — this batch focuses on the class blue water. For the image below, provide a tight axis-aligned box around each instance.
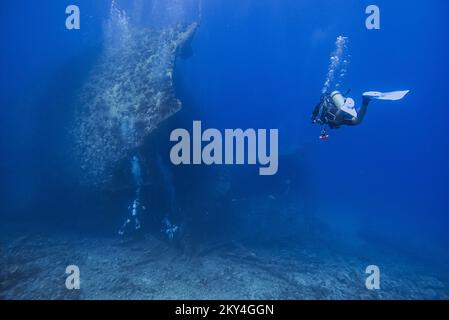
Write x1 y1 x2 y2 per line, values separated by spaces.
1 0 448 299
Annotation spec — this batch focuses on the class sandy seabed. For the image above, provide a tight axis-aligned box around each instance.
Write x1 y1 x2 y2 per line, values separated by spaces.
1 233 448 300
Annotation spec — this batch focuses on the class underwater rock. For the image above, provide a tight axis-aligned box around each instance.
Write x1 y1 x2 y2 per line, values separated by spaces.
73 7 199 186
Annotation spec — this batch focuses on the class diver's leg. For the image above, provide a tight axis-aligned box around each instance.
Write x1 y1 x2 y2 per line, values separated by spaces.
118 218 131 236
135 217 141 230
347 96 371 126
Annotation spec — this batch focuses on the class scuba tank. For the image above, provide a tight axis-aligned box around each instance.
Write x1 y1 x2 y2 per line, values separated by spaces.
330 91 345 109
331 90 357 118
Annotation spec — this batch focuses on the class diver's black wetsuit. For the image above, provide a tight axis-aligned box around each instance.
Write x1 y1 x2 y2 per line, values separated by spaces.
312 95 370 129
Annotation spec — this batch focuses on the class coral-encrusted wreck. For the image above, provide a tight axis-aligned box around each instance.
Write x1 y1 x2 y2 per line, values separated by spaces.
73 3 199 186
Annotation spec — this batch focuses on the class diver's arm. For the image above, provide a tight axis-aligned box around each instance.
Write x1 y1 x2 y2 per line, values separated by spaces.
311 102 321 122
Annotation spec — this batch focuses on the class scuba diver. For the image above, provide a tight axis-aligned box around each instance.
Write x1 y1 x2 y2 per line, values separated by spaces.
161 217 179 241
118 192 147 236
118 154 146 236
312 90 410 139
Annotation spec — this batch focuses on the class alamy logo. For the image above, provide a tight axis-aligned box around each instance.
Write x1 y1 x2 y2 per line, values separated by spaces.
66 5 80 30
365 5 381 30
65 265 80 290
170 121 278 176
365 265 380 290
